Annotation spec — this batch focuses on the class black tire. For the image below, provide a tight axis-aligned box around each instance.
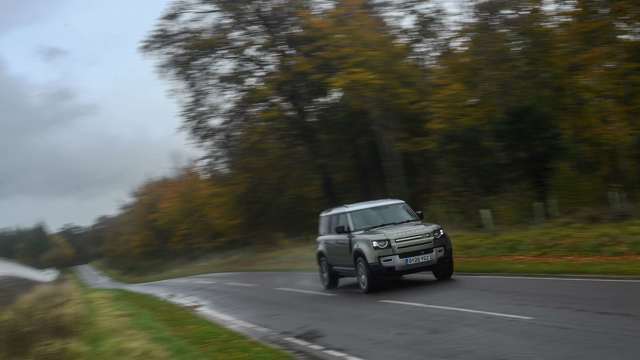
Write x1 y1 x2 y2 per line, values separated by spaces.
318 256 339 290
355 256 378 293
433 257 454 281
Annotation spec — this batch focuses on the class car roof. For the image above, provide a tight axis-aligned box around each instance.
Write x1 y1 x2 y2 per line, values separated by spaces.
320 199 405 216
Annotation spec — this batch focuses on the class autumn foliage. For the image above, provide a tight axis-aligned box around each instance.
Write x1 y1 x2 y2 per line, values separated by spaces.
5 1 639 266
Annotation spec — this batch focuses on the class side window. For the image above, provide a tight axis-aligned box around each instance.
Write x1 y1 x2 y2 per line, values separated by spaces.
328 215 337 234
318 216 329 235
336 214 348 232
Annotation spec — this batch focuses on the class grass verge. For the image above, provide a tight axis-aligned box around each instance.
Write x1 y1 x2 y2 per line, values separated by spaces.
0 276 291 359
97 219 640 283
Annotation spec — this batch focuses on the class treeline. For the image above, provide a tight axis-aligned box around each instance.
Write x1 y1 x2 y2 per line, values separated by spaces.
140 1 640 226
0 224 102 268
6 0 639 266
114 0 640 264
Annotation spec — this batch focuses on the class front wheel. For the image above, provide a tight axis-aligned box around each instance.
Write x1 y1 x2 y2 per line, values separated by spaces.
319 257 339 289
355 257 378 293
432 257 454 281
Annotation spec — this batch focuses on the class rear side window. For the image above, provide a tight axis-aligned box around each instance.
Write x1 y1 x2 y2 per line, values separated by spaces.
328 215 337 234
335 213 348 231
318 216 330 235
319 213 349 235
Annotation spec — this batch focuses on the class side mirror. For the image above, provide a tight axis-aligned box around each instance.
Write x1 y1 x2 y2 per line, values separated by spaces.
415 211 424 220
335 225 350 234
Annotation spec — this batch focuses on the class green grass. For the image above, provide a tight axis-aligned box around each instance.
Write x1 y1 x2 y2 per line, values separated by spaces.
0 277 291 360
456 256 640 276
453 219 640 257
82 288 291 360
98 219 640 283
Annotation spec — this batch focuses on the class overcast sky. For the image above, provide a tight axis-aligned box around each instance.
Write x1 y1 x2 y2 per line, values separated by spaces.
0 0 197 230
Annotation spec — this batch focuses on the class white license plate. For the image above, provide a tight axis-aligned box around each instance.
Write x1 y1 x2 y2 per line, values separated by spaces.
405 253 432 265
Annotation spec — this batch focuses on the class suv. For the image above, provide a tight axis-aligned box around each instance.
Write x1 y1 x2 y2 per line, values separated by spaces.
316 199 454 293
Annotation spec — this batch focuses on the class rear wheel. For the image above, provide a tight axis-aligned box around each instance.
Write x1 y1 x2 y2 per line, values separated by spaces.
355 257 378 293
319 256 339 289
432 257 454 281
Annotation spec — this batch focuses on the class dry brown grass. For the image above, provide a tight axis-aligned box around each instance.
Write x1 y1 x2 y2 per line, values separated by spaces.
0 281 86 359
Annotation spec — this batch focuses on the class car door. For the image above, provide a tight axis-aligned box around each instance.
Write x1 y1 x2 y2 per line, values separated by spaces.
332 213 353 267
322 214 340 265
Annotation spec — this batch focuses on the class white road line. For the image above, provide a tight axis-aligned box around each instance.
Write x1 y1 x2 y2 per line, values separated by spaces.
459 275 640 283
225 282 257 287
324 349 348 357
275 287 337 296
284 337 312 346
190 280 217 284
286 337 364 359
235 320 257 329
379 300 534 320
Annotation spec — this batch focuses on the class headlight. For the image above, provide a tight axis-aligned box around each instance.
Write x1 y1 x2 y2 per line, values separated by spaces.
433 228 445 238
372 240 390 249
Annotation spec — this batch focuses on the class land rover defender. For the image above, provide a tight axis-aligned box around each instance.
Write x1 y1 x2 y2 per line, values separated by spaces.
316 199 454 293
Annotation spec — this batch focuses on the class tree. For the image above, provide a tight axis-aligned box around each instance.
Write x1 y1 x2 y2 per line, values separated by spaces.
40 235 76 268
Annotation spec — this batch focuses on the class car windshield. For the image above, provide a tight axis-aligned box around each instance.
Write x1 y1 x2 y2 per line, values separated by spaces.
350 203 418 231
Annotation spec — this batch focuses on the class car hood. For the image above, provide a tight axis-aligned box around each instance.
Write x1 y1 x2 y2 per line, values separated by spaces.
358 222 440 240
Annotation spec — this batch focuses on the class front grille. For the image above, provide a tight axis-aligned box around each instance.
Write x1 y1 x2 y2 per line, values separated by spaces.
396 240 433 249
398 248 434 259
395 234 430 243
394 233 433 249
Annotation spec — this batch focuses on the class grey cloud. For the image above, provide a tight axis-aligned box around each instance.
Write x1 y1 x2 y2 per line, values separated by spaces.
37 46 69 62
0 63 93 147
0 60 190 226
0 0 67 35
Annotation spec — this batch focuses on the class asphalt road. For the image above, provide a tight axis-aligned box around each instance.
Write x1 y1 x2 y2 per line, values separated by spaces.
0 258 59 282
77 267 640 360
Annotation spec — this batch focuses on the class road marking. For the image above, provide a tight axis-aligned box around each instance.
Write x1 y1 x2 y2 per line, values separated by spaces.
275 287 337 296
225 282 257 287
286 337 365 359
379 300 534 320
324 349 348 357
459 275 640 283
190 280 217 284
284 337 312 346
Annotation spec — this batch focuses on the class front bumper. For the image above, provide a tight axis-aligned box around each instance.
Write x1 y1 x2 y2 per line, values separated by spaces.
372 246 447 275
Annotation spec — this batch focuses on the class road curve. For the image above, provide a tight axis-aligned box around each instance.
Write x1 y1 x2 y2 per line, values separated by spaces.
77 266 640 360
0 258 59 282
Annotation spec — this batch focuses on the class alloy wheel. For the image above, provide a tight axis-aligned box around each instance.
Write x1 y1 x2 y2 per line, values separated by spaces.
357 260 368 290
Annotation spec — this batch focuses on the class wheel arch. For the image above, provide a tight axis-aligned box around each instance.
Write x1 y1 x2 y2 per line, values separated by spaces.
316 250 328 263
352 248 366 265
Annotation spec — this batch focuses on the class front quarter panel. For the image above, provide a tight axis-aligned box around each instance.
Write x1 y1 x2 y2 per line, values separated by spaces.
352 235 393 265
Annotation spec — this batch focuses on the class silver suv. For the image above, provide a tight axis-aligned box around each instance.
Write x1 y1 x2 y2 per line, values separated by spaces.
316 199 454 293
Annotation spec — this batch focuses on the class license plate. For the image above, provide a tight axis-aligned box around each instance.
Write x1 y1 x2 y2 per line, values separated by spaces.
405 253 432 265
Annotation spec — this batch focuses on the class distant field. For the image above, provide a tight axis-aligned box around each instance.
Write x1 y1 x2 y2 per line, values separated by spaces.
98 219 640 283
0 277 291 360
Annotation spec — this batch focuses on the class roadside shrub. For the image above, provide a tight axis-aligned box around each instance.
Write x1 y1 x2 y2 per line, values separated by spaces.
0 281 86 359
